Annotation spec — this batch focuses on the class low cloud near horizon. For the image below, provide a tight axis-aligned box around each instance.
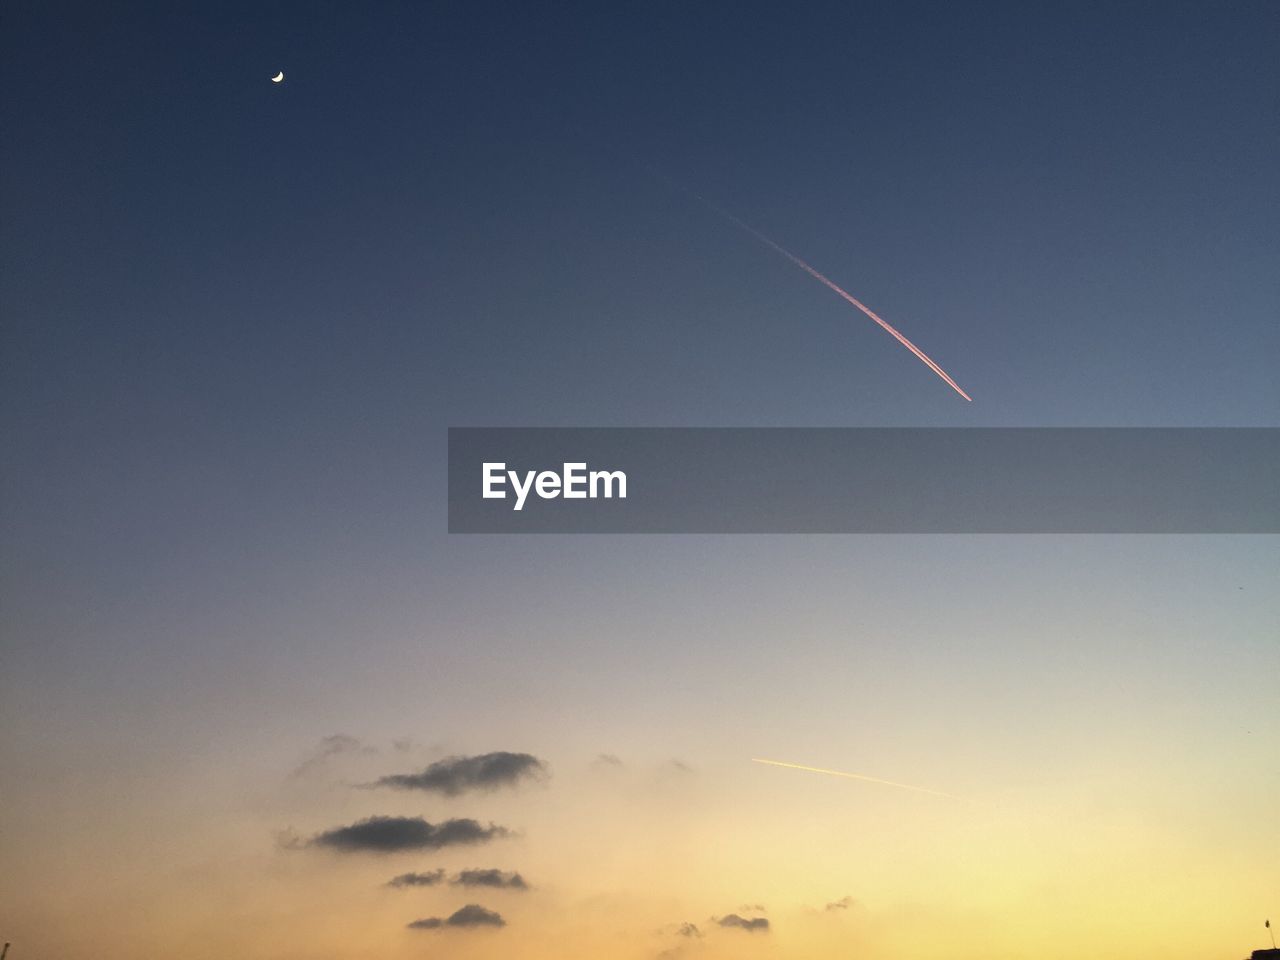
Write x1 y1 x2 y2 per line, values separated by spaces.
387 868 529 890
387 870 445 887
408 904 506 930
308 816 510 853
453 868 528 890
716 913 770 933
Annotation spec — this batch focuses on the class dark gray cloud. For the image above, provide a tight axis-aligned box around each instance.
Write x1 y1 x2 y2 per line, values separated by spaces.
677 922 702 938
309 816 509 853
716 914 769 933
825 896 854 911
408 904 506 930
374 752 546 796
387 870 445 887
452 868 528 890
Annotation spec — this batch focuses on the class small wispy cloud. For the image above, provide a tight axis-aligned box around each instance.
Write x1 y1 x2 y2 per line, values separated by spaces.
289 734 376 779
452 868 528 890
656 922 705 960
715 913 769 933
386 867 529 889
387 870 445 887
652 757 697 783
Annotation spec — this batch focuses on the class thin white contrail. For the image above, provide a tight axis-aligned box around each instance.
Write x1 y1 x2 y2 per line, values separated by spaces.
751 757 957 799
696 198 973 401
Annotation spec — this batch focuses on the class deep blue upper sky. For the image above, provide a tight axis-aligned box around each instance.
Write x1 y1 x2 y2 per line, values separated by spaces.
5 1 1276 433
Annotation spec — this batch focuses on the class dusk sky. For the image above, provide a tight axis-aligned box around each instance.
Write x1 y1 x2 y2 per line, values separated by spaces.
1 3 1277 959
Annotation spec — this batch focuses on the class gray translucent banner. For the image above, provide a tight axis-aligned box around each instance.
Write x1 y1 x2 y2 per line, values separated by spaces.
448 428 1279 533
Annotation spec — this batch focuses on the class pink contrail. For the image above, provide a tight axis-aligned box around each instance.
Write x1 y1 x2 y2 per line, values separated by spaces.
703 201 972 401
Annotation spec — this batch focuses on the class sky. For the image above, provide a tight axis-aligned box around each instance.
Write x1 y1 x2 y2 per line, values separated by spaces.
1 2 1278 959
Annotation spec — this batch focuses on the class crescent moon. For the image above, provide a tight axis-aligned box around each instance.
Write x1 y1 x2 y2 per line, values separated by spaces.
271 71 284 83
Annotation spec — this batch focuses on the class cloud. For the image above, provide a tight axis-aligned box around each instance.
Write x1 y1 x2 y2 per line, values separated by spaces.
408 904 506 930
290 734 375 779
657 923 704 960
373 752 546 796
309 816 510 853
387 870 445 887
716 914 769 933
452 868 528 890
591 753 624 769
825 896 854 911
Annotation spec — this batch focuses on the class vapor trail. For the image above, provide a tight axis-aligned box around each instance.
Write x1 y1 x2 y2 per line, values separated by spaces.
695 198 972 401
751 757 957 799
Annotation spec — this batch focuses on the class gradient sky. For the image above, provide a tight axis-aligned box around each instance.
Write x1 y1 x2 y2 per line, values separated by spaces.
2 3 1277 959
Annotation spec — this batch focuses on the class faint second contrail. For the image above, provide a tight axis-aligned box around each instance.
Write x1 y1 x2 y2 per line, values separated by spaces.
751 757 957 799
693 196 973 401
